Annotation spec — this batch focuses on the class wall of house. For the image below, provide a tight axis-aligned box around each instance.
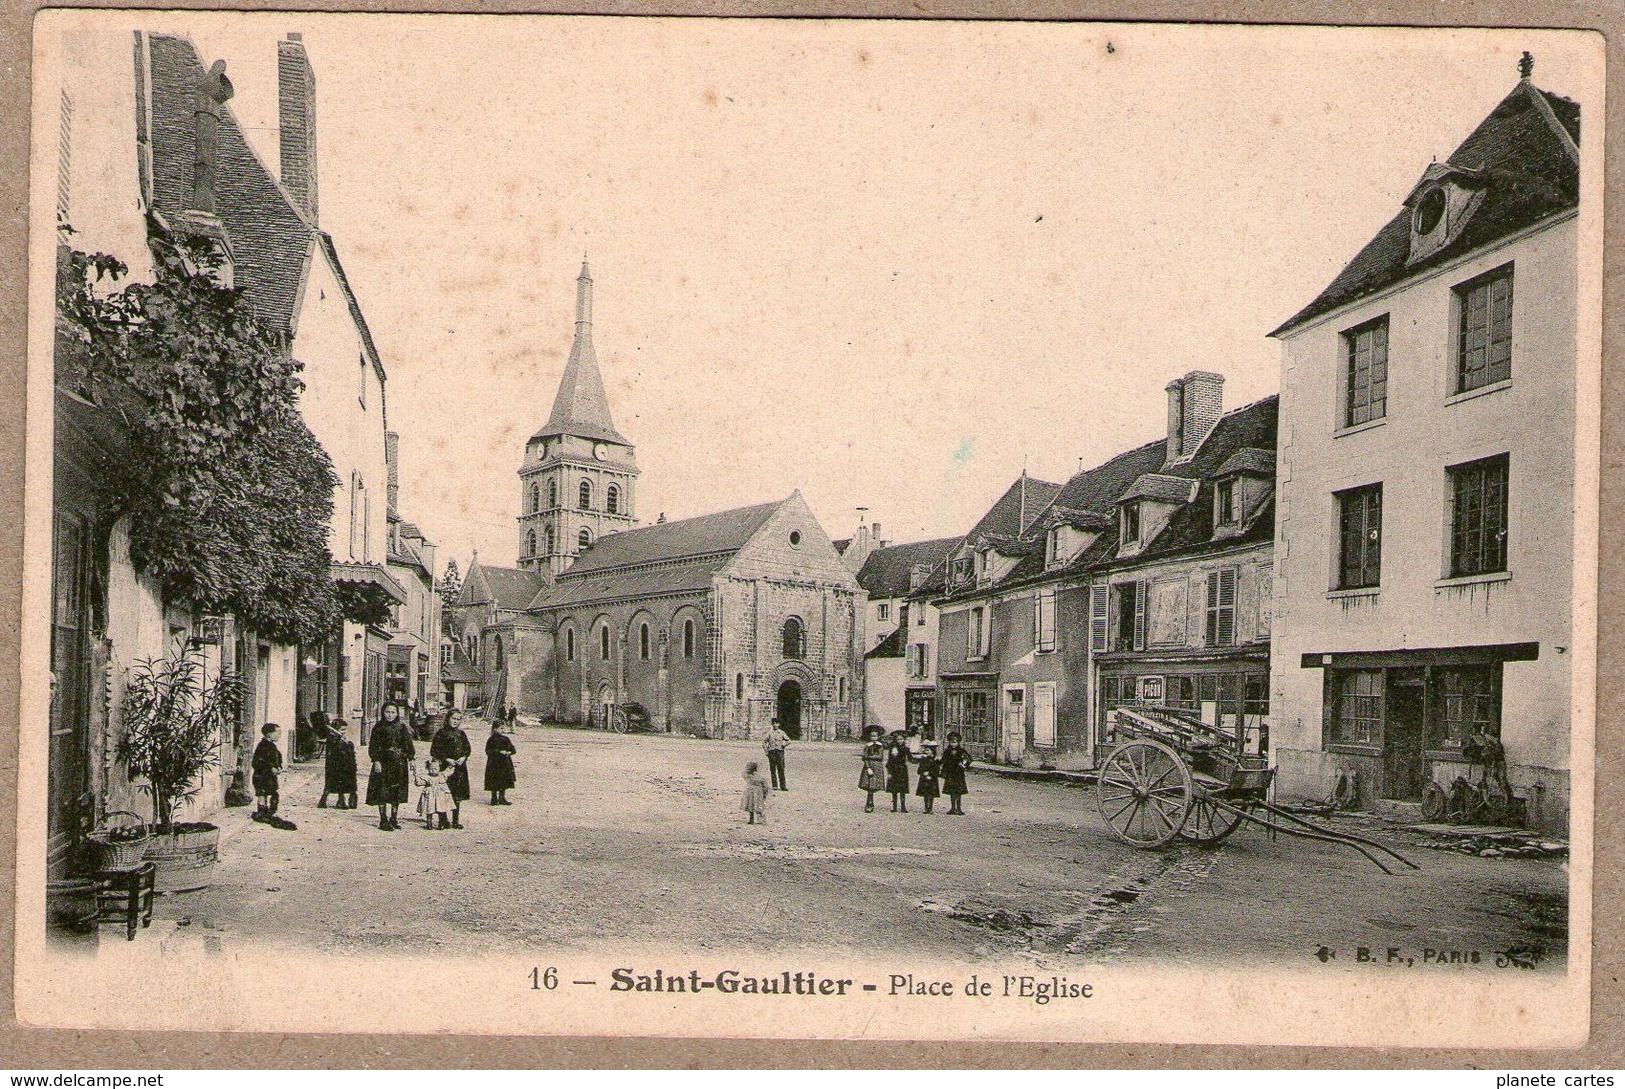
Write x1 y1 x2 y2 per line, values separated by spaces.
1271 218 1576 832
865 656 906 730
57 31 151 280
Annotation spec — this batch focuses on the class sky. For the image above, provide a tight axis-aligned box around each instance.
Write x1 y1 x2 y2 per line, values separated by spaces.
77 15 1602 571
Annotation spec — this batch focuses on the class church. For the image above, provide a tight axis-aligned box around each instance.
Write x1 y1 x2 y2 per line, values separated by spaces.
451 262 866 740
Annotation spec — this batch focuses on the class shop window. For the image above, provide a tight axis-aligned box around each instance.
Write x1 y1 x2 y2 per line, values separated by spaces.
1430 664 1502 751
1330 669 1383 748
946 690 993 745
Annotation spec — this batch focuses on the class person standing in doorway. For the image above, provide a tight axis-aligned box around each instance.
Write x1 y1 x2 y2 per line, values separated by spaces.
484 720 517 805
941 731 973 815
763 719 791 792
885 730 912 813
430 710 472 829
366 702 414 831
858 726 886 812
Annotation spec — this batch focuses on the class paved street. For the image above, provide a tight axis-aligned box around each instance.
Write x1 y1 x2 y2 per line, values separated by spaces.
156 726 1568 970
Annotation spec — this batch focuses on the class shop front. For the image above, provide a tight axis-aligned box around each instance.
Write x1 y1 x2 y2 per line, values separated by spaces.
1096 647 1270 758
937 672 998 761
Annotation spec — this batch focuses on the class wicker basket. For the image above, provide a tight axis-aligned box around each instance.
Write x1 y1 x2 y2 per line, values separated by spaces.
85 810 149 871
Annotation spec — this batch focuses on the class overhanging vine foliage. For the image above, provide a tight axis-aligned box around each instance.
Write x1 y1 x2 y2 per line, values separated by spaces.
56 222 346 646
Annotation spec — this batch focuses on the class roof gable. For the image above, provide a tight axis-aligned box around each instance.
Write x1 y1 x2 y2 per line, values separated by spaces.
1272 79 1580 337
856 536 963 600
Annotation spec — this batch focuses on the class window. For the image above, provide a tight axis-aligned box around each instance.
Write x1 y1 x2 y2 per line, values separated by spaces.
639 622 651 660
789 530 802 547
564 627 575 662
1089 584 1109 653
548 479 558 508
1034 588 1057 652
1121 502 1141 548
1456 265 1513 393
1342 315 1389 427
599 624 610 660
1448 454 1509 577
491 638 504 671
1330 669 1383 747
1214 479 1237 528
877 603 890 622
839 677 847 703
916 606 926 626
1046 528 1061 568
1204 568 1237 647
736 673 744 700
607 484 620 515
1113 581 1144 653
579 480 593 510
545 526 555 554
529 482 540 513
1336 484 1383 589
946 690 993 744
966 606 987 659
578 527 593 551
526 529 537 557
908 643 930 679
683 619 695 658
440 644 452 666
1430 664 1502 750
782 617 806 660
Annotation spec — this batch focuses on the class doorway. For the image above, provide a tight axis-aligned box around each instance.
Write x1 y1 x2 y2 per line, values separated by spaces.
776 680 802 739
1384 669 1427 801
1002 684 1027 762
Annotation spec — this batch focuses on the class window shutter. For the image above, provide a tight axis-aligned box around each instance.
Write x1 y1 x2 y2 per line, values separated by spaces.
1133 580 1148 652
1089 585 1109 653
1216 568 1237 646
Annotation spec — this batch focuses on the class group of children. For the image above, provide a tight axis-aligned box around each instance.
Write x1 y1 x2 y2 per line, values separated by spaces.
741 726 972 823
246 712 519 833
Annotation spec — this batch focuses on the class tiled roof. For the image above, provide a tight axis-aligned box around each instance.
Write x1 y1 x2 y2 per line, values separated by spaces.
145 35 314 332
1272 79 1580 337
529 556 729 611
1215 447 1276 477
457 564 546 610
965 476 1063 544
1043 505 1113 532
865 625 907 660
1122 474 1199 505
856 536 963 600
559 499 783 578
531 263 627 445
442 648 482 684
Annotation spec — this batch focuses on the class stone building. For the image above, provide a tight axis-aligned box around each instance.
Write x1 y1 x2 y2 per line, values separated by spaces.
455 267 865 739
1268 62 1580 834
857 536 962 734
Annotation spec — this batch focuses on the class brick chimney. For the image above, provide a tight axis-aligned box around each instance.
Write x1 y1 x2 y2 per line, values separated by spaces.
277 33 318 223
1165 371 1224 464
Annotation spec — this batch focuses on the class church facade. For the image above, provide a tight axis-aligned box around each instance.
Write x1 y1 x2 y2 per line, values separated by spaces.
452 264 865 740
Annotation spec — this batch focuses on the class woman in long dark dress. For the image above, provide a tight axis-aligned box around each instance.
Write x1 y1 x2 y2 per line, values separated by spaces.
430 710 473 828
885 731 912 813
941 731 973 815
485 722 517 804
318 718 358 809
366 703 415 831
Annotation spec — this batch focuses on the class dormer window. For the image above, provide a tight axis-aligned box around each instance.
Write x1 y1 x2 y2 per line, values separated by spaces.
1120 502 1141 549
1413 187 1446 235
1404 165 1486 266
1046 527 1061 568
1214 478 1237 529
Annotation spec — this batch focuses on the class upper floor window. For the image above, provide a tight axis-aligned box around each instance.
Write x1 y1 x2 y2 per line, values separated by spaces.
578 527 593 552
599 624 611 660
1214 478 1237 529
1113 580 1144 653
966 605 988 660
1448 454 1509 577
525 528 537 557
639 622 651 660
877 603 890 622
1456 265 1513 393
1045 528 1061 568
579 480 593 510
1120 502 1141 549
1034 588 1057 653
1336 483 1383 590
564 626 575 662
1342 315 1389 427
908 643 929 678
439 643 452 666
607 483 620 515
529 482 540 513
782 617 806 660
1204 567 1238 647
545 526 555 554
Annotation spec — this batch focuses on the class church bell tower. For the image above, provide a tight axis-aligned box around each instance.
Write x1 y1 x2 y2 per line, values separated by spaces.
518 259 639 575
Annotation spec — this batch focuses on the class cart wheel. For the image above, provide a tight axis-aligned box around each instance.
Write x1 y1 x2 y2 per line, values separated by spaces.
1180 793 1245 845
1096 739 1192 848
1421 781 1448 822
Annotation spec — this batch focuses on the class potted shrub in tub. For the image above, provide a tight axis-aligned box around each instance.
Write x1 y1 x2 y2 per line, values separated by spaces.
118 653 244 893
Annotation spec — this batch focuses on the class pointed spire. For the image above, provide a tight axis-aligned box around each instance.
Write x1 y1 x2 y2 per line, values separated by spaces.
531 258 627 446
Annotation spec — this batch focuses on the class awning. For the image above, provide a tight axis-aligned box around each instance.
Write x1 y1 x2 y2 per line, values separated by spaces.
329 560 407 604
1299 641 1539 670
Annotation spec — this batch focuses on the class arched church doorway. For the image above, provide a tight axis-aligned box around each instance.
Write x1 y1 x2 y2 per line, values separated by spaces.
597 683 614 730
776 680 803 740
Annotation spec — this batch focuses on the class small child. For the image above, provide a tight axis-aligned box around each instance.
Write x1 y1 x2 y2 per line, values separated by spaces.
318 719 359 810
742 760 770 825
251 723 297 830
915 743 942 815
416 756 452 830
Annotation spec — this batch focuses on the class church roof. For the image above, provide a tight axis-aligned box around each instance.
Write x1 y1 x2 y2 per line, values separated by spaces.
458 562 546 610
1272 75 1580 338
531 260 628 445
528 555 733 611
556 500 785 578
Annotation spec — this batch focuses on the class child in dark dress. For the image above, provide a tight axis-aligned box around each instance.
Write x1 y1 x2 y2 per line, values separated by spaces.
885 731 912 813
858 727 886 812
941 732 973 815
251 723 297 830
484 722 517 804
318 719 358 809
914 743 942 814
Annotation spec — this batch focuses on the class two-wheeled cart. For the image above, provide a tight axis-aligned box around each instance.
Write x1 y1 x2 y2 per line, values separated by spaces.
1096 705 1417 874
